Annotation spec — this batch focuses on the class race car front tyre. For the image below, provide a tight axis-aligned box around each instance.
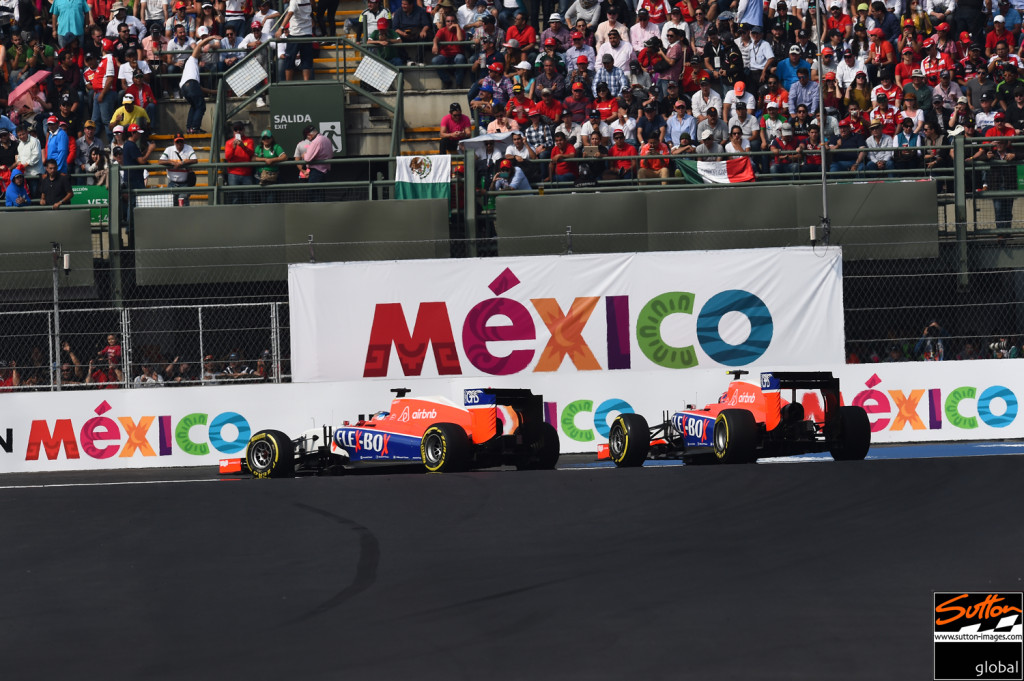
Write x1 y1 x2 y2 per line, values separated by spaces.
713 409 758 464
515 421 561 470
608 413 650 467
829 406 871 461
421 423 471 473
245 430 296 479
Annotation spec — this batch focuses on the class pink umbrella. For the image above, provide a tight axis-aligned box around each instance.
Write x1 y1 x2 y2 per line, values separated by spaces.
6 70 51 105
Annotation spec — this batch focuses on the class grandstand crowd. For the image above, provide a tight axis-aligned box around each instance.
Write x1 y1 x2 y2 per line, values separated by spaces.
425 0 1024 189
0 0 286 203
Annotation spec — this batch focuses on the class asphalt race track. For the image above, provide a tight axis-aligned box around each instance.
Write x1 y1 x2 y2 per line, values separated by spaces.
2 446 1023 680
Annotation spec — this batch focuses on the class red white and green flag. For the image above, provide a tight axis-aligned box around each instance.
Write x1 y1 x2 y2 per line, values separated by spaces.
676 156 756 184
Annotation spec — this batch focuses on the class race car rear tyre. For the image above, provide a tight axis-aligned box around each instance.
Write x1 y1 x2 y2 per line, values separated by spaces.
515 421 561 470
421 423 471 473
245 430 296 479
608 413 650 467
713 409 758 464
829 406 871 461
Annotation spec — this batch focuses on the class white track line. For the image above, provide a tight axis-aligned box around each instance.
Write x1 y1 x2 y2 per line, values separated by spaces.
0 478 224 491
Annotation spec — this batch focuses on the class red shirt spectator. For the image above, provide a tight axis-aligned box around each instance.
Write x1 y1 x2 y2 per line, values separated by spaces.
550 136 577 177
225 124 256 176
434 19 463 58
985 24 1016 53
506 22 536 53
535 96 564 124
609 133 637 173
506 91 534 126
639 139 670 170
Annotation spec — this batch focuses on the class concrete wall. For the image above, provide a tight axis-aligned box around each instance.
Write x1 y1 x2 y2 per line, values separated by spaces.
132 199 451 285
495 181 939 261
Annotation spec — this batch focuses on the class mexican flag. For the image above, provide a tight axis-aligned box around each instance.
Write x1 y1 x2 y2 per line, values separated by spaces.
676 156 756 185
395 155 451 199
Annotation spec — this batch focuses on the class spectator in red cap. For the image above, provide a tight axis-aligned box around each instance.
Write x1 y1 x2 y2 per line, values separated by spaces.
432 12 467 88
369 17 404 66
565 29 596 70
932 22 962 62
867 27 896 78
159 132 198 206
489 156 531 191
122 122 155 193
158 132 198 204
534 36 567 72
44 116 70 174
608 128 636 178
568 55 593 94
563 80 593 122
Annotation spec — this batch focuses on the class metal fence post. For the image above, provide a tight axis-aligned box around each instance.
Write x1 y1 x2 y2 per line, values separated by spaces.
271 302 282 384
51 242 62 392
198 306 205 384
464 153 476 257
953 135 968 288
108 162 124 307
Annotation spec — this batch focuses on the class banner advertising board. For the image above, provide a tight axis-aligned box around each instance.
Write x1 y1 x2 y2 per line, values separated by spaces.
288 248 846 384
2 359 1021 474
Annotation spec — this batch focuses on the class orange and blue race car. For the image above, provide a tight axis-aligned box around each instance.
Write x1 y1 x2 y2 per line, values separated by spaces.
604 370 871 466
224 388 560 477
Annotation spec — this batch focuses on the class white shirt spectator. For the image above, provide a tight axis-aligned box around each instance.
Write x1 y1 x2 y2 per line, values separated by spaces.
241 30 272 49
160 142 197 183
608 115 637 140
580 118 612 142
106 13 147 38
865 133 894 163
661 18 690 44
286 0 314 37
597 39 634 71
835 56 866 89
118 60 152 89
723 89 756 115
748 37 775 71
690 89 723 119
141 0 167 23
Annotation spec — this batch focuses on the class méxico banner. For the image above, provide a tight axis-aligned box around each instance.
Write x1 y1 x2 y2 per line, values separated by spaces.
289 248 845 383
395 155 451 199
677 156 756 184
2 358 1023 473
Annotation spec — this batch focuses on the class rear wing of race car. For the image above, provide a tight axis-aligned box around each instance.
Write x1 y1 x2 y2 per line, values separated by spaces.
761 371 841 430
464 388 546 437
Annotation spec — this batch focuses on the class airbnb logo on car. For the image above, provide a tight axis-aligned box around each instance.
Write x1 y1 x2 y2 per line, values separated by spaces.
411 409 437 420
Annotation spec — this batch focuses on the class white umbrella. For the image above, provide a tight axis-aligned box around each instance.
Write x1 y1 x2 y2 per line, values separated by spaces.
459 131 516 161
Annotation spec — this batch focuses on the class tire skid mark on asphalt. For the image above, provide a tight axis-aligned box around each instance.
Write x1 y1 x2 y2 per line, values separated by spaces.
285 501 381 624
403 576 574 619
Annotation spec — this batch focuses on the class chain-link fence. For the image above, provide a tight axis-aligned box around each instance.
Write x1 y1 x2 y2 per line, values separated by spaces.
0 300 289 392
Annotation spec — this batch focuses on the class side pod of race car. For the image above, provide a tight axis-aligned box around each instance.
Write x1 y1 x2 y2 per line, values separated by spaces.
224 388 560 478
605 370 871 467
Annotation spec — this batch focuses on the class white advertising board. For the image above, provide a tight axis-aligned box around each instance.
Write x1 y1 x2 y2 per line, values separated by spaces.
288 248 846 383
1 359 1021 474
